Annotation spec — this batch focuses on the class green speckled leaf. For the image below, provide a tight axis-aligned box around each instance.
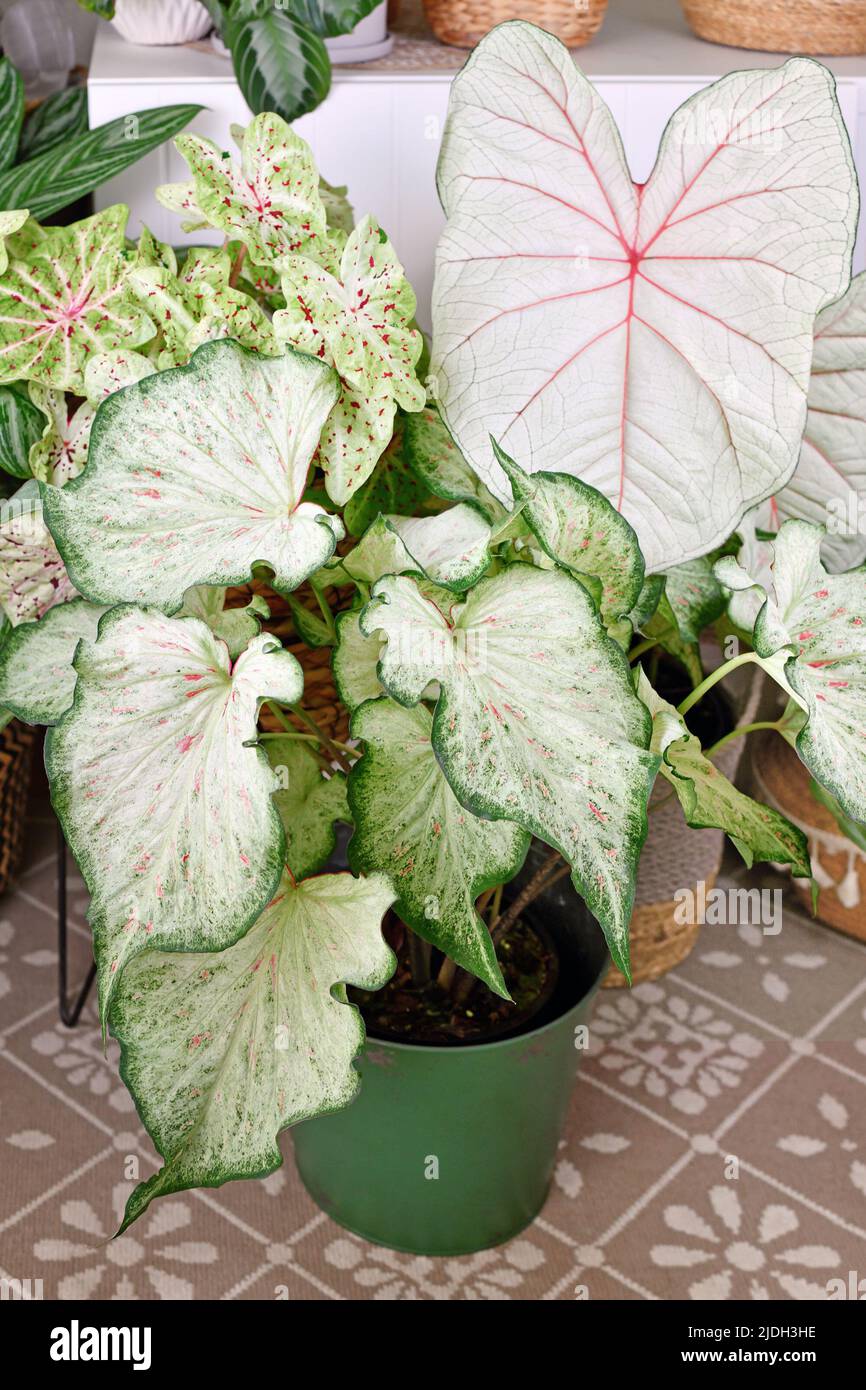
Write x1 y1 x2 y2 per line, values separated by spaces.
178 586 269 660
83 349 155 405
41 339 344 613
265 738 349 879
112 869 395 1232
45 607 303 1026
332 609 384 712
0 597 104 725
361 564 656 977
349 698 528 997
0 208 154 392
0 211 28 277
403 405 503 519
315 376 397 505
661 557 726 645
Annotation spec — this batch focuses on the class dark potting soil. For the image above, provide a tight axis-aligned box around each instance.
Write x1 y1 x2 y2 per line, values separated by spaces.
353 914 558 1047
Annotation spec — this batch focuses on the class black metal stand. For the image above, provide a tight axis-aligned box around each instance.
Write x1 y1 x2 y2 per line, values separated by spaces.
57 818 95 1027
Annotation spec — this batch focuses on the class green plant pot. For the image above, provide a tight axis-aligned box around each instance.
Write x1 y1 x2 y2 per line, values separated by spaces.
292 885 608 1256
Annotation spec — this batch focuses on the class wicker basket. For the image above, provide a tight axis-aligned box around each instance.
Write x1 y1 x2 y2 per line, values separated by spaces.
751 732 866 943
422 0 607 49
680 1 866 56
0 720 35 896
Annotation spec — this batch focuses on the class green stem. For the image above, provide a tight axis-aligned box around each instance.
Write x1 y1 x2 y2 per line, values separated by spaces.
310 579 337 643
629 636 660 665
268 701 354 772
703 719 781 760
677 651 759 719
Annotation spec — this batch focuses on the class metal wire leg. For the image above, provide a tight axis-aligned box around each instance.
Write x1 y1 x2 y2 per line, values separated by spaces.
57 818 95 1027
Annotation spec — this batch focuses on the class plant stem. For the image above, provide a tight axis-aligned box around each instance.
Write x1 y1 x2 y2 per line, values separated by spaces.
267 700 354 772
310 579 337 643
703 719 782 760
407 931 431 987
228 242 247 288
676 651 759 719
628 636 660 664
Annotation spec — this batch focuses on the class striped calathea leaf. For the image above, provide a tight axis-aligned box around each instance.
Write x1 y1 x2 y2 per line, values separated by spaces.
40 339 345 613
0 380 43 479
0 207 154 392
360 564 657 976
0 597 105 725
636 670 811 877
349 698 529 997
0 481 75 625
45 607 304 1026
431 22 858 573
111 870 396 1232
265 738 349 880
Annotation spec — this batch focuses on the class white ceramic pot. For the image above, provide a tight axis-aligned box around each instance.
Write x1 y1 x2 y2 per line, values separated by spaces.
325 2 392 63
112 0 213 46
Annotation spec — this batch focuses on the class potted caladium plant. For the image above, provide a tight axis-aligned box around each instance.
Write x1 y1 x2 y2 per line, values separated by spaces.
0 23 863 1257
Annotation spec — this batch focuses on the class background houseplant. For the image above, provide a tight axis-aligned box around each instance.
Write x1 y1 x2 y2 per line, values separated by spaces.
0 22 863 1254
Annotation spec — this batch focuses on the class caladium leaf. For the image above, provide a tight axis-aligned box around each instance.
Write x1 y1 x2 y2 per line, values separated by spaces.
639 591 704 687
361 564 657 976
661 557 727 646
83 349 155 405
0 211 28 277
112 869 395 1232
748 520 866 822
41 339 345 613
714 515 773 636
332 609 384 712
0 379 42 478
315 376 398 505
432 23 858 573
403 405 504 520
28 386 93 487
343 421 439 538
154 180 207 234
637 670 811 876
494 441 643 631
349 698 528 997
265 738 349 879
169 114 334 271
0 481 76 625
0 207 155 393
178 586 269 660
342 507 492 592
0 597 104 725
46 607 304 1026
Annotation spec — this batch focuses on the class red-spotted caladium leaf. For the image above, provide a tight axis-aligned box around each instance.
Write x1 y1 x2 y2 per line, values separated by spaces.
0 481 76 625
112 870 395 1231
432 22 858 573
360 564 657 977
349 698 529 997
0 210 27 277
41 339 344 613
45 607 304 1027
0 597 105 725
83 349 155 404
28 386 93 487
0 207 155 392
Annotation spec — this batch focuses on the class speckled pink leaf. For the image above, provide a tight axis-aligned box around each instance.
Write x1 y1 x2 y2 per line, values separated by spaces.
0 482 75 625
28 385 93 486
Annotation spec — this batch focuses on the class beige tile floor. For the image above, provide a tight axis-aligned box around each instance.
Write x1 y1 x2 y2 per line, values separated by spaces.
1 772 865 1300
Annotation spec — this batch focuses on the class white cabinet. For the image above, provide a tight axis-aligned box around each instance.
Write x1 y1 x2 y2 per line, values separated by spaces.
88 0 866 329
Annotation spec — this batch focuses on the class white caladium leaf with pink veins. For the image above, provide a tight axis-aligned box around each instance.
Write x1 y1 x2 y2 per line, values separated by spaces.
40 339 344 613
0 481 76 625
111 869 395 1232
431 22 858 573
0 207 155 393
45 607 304 1027
360 563 657 977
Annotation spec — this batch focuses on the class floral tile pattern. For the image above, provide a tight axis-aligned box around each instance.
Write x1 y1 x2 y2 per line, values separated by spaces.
1 782 866 1300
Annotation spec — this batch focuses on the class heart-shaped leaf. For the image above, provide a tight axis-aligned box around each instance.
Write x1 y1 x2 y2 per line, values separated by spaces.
361 563 657 976
265 738 349 879
349 698 529 997
342 506 492 592
45 608 304 1025
0 481 76 625
0 208 154 393
432 23 857 573
41 339 344 613
332 609 384 712
112 869 395 1231
0 597 104 725
178 586 269 660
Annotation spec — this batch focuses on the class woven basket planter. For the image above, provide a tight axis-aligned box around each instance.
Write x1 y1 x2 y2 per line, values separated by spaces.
680 1 866 56
751 732 866 943
604 661 763 988
422 0 607 49
0 720 35 896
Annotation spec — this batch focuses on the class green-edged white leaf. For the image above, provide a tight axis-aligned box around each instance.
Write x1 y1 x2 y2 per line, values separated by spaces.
343 420 439 538
361 564 656 976
332 609 384 711
276 216 424 412
0 208 154 393
809 777 866 855
0 210 28 277
349 698 528 997
41 339 344 613
0 379 42 478
28 386 93 487
0 597 104 725
170 114 334 271
228 10 332 130
403 405 504 519
265 738 349 879
432 24 858 573
112 869 395 1232
629 574 664 633
0 59 24 174
0 481 76 625
83 349 156 405
749 519 866 822
637 670 811 876
714 518 772 636
17 85 88 164
46 608 303 1025
494 440 644 630
178 585 269 660
343 507 491 592
661 557 726 645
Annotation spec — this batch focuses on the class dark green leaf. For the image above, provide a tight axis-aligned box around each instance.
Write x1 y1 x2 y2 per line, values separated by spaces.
229 11 330 124
283 0 383 39
0 60 24 176
18 87 88 164
0 104 202 220
75 0 116 14
0 383 42 479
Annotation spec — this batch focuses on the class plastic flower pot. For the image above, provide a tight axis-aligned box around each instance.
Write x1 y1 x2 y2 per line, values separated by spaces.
111 0 213 46
292 879 608 1256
